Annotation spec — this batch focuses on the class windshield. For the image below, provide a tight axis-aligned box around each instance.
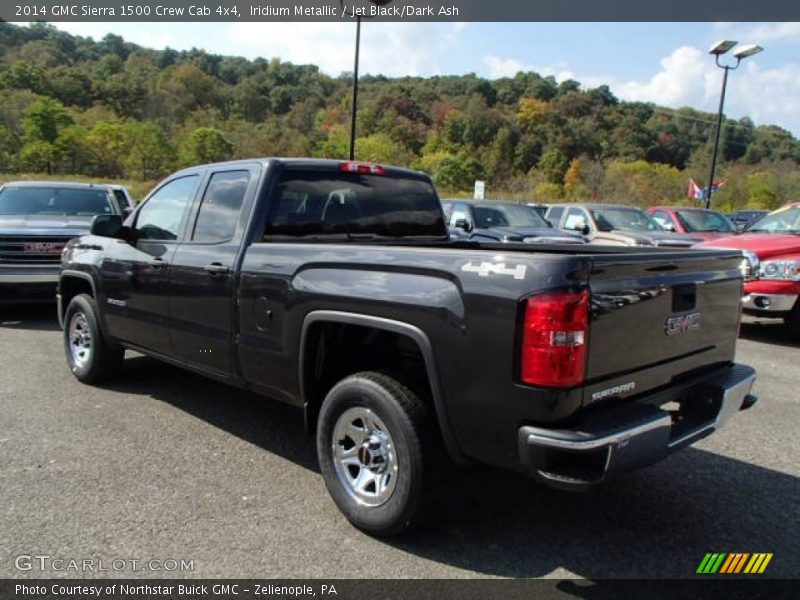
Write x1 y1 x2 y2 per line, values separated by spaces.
747 206 800 234
473 204 549 228
591 208 663 232
676 210 735 233
0 186 114 216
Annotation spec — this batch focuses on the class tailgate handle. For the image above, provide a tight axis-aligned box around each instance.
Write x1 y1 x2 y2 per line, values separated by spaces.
673 284 697 312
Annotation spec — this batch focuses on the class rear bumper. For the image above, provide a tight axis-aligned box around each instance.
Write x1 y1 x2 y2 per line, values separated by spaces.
518 364 756 490
0 266 59 304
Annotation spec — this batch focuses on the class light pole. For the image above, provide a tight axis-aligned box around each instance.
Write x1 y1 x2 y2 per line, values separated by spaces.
340 1 393 161
705 40 763 209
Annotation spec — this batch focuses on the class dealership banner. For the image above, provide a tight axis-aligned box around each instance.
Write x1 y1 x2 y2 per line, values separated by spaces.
2 0 800 22
3 579 800 600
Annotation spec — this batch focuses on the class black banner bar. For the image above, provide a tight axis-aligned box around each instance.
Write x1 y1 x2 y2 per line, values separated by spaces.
2 579 798 600
2 0 800 23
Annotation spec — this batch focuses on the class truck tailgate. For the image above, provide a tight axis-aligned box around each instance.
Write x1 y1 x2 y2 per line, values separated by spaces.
584 249 744 404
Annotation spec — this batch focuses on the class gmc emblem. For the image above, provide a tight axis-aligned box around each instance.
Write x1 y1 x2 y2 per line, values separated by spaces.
23 242 63 253
665 312 701 336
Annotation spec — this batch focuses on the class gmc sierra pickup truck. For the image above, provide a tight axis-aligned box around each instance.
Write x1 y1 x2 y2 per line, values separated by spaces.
58 159 757 535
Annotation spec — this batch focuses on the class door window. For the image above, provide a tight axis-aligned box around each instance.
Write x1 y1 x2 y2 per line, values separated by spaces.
192 171 250 242
135 176 199 241
564 207 588 231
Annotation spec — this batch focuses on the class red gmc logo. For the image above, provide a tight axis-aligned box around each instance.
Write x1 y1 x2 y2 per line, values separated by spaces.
665 312 701 336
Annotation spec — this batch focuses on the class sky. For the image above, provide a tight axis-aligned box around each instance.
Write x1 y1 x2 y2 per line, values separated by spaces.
48 21 800 135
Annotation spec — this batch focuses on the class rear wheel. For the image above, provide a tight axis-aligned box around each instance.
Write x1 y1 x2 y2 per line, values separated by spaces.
316 372 433 536
64 294 123 383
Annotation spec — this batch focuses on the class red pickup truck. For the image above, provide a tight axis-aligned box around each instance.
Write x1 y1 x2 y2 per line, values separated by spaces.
699 202 800 340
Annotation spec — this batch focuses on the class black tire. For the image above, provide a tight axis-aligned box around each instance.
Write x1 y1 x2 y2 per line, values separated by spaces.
317 371 434 536
786 302 800 342
63 293 123 384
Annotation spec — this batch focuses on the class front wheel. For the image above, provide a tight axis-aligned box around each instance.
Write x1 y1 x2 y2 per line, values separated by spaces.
64 293 123 384
316 372 433 536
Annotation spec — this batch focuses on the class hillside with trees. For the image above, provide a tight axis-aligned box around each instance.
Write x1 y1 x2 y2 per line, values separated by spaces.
1 21 799 208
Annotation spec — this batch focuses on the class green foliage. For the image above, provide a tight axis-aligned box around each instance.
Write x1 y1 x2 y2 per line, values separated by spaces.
0 20 798 206
179 127 234 166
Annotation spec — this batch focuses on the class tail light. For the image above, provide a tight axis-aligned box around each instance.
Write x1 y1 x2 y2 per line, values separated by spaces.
340 161 385 175
521 289 589 387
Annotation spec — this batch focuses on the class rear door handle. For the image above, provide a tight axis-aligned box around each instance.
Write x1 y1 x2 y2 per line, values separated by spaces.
204 263 231 277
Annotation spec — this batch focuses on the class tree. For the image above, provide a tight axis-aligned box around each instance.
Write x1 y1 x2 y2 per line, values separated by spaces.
179 127 234 166
22 97 73 144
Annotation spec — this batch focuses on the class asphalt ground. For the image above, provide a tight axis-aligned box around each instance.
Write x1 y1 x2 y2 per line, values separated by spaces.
1 306 798 580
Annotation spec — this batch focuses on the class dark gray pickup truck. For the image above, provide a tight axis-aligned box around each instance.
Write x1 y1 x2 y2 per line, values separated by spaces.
58 159 756 535
0 181 126 304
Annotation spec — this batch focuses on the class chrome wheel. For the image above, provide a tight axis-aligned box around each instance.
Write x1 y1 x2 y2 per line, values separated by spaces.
68 312 92 369
332 407 399 507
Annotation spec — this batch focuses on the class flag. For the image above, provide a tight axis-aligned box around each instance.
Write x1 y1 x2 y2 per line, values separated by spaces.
711 179 728 192
688 179 704 200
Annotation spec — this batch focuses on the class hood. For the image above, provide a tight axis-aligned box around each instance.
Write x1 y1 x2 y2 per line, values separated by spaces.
697 233 800 259
0 214 95 237
484 226 586 243
681 230 734 242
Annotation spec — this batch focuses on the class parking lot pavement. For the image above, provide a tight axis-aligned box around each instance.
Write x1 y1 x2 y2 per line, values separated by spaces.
1 307 798 580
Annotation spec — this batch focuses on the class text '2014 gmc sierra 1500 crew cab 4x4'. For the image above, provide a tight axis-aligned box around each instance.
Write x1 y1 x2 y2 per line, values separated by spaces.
58 159 757 535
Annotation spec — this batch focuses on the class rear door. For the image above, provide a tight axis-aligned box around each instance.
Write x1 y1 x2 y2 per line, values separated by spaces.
584 249 744 403
168 166 259 374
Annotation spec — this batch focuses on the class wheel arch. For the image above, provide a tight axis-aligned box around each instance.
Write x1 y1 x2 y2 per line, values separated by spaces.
299 310 465 464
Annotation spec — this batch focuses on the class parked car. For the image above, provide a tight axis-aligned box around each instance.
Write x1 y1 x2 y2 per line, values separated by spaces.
698 202 800 340
0 181 125 304
729 209 768 231
442 199 585 244
647 206 737 241
546 203 702 247
526 203 549 218
59 159 755 535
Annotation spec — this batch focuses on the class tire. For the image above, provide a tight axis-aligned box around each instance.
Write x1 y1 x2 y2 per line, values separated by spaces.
786 302 800 343
63 293 123 384
316 371 434 536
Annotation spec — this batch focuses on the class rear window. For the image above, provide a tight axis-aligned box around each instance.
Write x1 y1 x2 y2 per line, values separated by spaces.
0 186 114 216
264 171 446 239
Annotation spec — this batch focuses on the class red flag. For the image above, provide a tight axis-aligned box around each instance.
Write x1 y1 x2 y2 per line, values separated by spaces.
688 179 704 200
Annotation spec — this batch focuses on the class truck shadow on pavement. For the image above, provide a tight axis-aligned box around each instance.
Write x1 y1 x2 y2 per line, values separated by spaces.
107 354 799 580
0 304 60 332
739 317 799 348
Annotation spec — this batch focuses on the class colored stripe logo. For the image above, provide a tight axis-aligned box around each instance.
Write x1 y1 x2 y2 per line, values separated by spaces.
697 553 773 574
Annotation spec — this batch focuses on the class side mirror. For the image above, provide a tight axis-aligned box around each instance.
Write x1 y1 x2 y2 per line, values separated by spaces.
663 223 676 232
122 206 133 218
454 218 473 233
91 214 124 238
581 224 591 236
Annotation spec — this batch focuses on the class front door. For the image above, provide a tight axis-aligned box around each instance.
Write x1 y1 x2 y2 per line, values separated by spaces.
101 174 200 354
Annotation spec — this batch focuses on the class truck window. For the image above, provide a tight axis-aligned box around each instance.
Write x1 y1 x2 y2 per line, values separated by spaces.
192 170 250 242
264 171 446 239
135 175 198 241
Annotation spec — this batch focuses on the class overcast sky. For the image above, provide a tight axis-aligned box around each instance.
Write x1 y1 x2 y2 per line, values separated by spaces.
49 21 800 135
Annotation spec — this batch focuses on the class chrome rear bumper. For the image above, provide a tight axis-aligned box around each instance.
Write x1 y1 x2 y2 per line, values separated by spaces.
518 364 756 490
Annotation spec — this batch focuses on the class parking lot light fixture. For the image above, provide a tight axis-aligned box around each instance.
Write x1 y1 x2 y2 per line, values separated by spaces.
705 41 763 209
